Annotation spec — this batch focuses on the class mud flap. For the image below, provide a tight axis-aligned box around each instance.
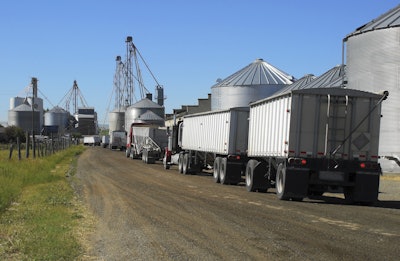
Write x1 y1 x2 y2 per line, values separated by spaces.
225 161 243 185
352 173 380 203
253 161 269 190
285 168 309 198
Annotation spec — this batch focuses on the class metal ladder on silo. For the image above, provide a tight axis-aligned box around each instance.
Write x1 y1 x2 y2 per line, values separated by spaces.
326 94 349 158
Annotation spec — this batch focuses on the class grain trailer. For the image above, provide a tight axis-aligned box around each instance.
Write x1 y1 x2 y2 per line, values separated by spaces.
245 87 388 203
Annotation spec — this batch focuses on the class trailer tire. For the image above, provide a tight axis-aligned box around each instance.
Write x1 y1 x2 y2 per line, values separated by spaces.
276 163 290 200
142 149 148 163
343 187 356 204
245 160 258 192
213 157 221 183
178 153 184 173
163 156 170 169
220 158 229 185
182 153 190 175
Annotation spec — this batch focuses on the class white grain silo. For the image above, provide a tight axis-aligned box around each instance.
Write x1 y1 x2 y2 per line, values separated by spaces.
211 58 294 110
44 106 70 133
8 99 41 134
124 96 165 132
344 4 400 172
109 108 126 133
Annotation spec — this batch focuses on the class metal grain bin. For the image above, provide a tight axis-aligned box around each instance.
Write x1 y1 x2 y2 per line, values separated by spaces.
8 102 41 133
109 109 125 132
9 97 25 110
44 106 69 131
124 98 165 131
211 58 294 110
344 4 400 172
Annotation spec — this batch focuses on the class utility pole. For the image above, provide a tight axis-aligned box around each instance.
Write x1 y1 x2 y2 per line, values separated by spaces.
31 77 37 158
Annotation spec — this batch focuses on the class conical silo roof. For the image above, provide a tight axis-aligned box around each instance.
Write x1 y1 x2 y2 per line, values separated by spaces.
131 98 163 109
48 106 68 113
273 74 316 96
344 4 400 40
212 58 294 87
267 65 346 100
299 65 346 90
211 58 294 110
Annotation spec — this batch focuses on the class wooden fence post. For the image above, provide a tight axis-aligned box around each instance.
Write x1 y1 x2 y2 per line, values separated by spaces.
17 137 21 160
26 131 30 158
9 143 14 159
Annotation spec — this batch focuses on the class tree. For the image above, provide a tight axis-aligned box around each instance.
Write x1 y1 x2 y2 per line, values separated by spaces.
5 126 26 143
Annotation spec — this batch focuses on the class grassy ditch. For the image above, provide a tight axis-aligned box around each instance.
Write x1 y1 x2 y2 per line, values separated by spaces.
0 145 87 260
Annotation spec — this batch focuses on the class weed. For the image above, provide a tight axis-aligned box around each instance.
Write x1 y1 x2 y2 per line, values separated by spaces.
0 145 86 260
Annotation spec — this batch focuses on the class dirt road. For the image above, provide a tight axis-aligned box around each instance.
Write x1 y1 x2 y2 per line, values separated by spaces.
74 147 400 260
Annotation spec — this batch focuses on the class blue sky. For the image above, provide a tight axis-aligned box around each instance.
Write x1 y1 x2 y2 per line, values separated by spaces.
1 0 399 125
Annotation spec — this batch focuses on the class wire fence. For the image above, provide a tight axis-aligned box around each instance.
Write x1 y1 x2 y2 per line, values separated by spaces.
7 134 76 160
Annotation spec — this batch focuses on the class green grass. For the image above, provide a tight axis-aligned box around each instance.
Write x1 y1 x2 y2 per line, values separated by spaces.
0 145 87 260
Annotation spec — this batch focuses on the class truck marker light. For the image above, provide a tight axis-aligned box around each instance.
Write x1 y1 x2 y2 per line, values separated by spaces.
360 162 366 169
301 159 307 165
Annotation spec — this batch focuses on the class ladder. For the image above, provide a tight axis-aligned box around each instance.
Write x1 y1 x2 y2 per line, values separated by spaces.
325 94 349 157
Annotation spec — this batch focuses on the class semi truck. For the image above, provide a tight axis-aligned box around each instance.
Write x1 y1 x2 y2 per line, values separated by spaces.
83 135 101 146
109 130 127 150
101 135 110 148
164 88 388 204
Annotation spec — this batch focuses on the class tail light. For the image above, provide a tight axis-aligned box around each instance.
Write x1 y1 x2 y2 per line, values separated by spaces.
359 162 379 170
288 158 307 166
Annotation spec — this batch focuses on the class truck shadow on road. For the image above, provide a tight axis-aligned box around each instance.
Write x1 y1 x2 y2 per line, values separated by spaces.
305 194 400 210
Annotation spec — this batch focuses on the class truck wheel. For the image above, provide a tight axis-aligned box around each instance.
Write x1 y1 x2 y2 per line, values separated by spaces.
276 163 290 200
142 149 147 163
344 187 355 204
245 159 258 192
182 153 190 175
178 154 184 173
163 156 170 169
220 158 229 185
213 157 221 183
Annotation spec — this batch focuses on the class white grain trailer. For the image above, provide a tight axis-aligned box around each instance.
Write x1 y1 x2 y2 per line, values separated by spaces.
109 131 126 150
245 87 388 204
166 107 249 185
126 125 168 164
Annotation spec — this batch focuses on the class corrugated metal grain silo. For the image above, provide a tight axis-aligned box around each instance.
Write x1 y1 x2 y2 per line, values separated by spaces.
124 97 165 131
211 58 294 110
10 96 44 129
8 100 41 133
44 106 70 131
9 97 25 110
109 108 126 132
344 4 400 172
